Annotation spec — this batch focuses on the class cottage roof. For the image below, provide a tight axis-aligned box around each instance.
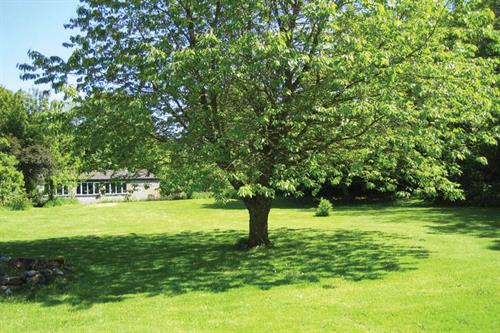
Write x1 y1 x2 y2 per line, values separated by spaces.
80 170 158 181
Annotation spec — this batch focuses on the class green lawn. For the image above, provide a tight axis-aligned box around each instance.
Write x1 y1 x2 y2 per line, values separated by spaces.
0 199 499 332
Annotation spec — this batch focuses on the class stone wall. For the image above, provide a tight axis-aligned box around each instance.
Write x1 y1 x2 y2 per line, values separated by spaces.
0 256 72 296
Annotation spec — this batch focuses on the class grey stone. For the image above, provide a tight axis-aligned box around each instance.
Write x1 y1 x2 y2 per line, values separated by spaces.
26 274 46 286
40 269 53 278
1 285 12 296
24 270 39 278
0 276 23 285
0 256 10 263
9 258 36 270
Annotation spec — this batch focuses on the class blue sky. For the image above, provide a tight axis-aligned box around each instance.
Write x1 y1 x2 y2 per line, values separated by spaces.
0 0 80 92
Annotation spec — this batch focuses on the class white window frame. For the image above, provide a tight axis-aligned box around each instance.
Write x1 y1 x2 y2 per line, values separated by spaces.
75 181 127 196
56 185 69 196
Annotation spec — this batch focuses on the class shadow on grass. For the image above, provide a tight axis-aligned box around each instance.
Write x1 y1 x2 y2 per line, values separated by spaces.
0 228 427 309
202 198 316 210
422 208 500 240
202 198 433 211
341 206 500 244
488 240 500 251
205 199 500 248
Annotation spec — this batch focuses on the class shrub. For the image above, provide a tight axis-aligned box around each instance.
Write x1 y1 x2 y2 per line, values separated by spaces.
6 194 31 211
165 192 189 200
0 150 25 206
191 191 213 199
42 197 79 208
315 198 333 217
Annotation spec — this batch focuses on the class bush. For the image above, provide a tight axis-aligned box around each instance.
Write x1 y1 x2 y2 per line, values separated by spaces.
0 150 26 207
315 198 333 217
42 197 79 208
6 194 31 211
191 191 213 199
163 192 189 200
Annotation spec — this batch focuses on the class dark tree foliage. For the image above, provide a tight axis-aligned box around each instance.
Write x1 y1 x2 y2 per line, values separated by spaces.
444 0 499 205
0 88 53 196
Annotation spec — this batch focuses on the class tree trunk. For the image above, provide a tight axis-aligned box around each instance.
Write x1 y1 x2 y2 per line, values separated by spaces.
48 178 55 201
243 196 273 247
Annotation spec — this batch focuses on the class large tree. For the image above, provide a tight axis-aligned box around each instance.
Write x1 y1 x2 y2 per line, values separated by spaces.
22 0 496 246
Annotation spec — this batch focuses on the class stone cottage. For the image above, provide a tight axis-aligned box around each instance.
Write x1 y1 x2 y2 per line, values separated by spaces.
51 170 161 204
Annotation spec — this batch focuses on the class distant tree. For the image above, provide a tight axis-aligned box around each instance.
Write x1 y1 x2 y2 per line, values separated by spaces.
72 94 159 173
22 0 496 246
37 96 81 200
0 87 79 200
0 138 25 207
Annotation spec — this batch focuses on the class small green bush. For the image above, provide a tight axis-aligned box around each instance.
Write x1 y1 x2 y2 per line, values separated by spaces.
6 194 31 211
164 192 189 200
315 198 333 217
191 191 213 199
43 197 79 208
163 191 215 200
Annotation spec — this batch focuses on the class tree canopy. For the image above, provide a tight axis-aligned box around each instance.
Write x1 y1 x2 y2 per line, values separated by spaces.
22 0 497 245
0 87 79 204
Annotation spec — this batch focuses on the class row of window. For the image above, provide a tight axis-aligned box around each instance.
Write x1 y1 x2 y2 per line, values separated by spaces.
76 182 128 195
47 182 128 196
57 186 69 196
44 184 71 196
